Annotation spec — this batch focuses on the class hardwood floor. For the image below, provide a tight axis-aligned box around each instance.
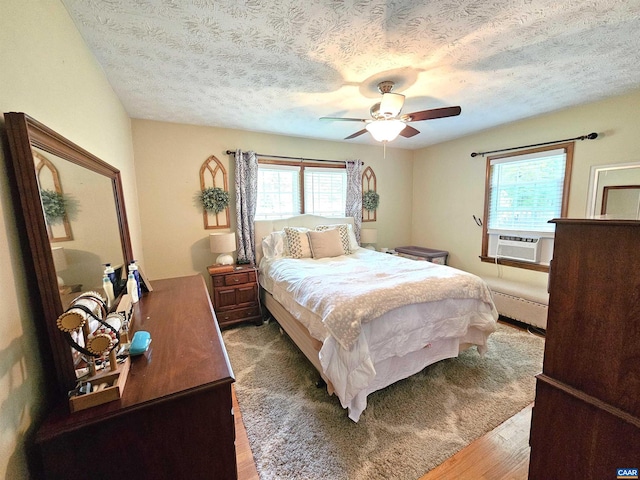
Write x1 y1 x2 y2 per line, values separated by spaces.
233 386 259 480
234 388 532 480
419 404 532 480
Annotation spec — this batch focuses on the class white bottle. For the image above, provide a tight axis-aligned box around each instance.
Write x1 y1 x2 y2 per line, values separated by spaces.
102 274 115 308
127 272 139 303
103 263 116 288
128 261 142 298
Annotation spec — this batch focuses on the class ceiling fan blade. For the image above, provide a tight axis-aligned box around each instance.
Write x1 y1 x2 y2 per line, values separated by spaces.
320 117 367 123
399 125 420 138
345 129 368 139
405 106 462 122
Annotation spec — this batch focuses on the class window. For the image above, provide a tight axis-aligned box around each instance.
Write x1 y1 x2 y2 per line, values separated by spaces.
481 143 574 271
256 165 300 219
255 161 346 220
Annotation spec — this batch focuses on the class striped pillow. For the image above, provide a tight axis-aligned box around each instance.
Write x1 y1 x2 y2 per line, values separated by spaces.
283 227 312 259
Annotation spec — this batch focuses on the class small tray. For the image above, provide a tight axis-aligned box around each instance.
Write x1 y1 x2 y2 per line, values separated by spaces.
69 356 130 412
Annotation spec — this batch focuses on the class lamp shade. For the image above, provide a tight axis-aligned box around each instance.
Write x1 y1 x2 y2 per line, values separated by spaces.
51 247 68 287
209 232 236 265
360 228 378 244
51 247 68 271
365 119 406 142
379 92 405 117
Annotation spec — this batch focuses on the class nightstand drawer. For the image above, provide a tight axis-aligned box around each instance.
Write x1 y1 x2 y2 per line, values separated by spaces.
216 306 261 324
213 271 256 287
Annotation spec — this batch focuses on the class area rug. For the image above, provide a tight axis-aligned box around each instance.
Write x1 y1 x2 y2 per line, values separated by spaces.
222 320 544 480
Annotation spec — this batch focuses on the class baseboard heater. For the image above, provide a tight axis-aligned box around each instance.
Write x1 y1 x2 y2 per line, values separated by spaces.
496 235 541 263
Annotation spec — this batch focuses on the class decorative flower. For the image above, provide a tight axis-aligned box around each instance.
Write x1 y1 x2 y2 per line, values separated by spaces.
362 190 380 211
40 189 67 224
200 187 230 214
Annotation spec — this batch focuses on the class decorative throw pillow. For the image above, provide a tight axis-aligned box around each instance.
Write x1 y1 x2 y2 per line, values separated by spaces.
307 229 345 259
316 224 352 254
283 227 312 259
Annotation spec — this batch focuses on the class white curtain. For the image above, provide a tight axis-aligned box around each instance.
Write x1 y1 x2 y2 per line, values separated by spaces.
345 160 362 241
234 150 258 264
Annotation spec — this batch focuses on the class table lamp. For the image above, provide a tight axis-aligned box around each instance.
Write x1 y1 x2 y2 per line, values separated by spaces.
210 232 236 265
360 228 378 250
51 246 68 287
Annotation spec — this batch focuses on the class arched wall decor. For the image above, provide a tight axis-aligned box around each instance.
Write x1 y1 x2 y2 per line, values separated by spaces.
34 149 73 242
362 166 377 222
200 155 230 229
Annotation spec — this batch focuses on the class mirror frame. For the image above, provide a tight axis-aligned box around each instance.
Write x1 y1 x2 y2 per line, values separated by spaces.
586 161 640 218
4 112 133 398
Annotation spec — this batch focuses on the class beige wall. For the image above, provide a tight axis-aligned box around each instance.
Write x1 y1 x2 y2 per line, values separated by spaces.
412 88 640 287
0 0 140 477
131 119 414 282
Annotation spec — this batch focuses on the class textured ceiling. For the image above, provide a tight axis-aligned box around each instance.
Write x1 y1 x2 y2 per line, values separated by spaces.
62 0 640 149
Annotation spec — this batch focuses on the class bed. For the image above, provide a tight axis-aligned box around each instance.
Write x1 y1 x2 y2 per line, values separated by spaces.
255 214 498 422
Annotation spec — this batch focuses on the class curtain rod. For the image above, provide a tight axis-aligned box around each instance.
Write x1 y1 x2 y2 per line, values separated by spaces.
225 150 350 164
470 132 598 158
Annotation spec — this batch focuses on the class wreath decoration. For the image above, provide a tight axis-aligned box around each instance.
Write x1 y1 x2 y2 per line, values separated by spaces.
362 190 380 211
200 187 230 214
40 189 67 224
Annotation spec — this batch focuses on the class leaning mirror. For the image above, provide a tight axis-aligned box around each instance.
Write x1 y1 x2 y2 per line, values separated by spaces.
4 112 133 398
586 161 640 219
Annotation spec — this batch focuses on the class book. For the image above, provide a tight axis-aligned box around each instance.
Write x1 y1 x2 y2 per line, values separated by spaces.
208 264 235 274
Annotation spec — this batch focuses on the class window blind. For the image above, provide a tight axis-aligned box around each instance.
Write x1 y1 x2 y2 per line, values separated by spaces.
303 167 346 217
255 164 300 220
488 149 566 233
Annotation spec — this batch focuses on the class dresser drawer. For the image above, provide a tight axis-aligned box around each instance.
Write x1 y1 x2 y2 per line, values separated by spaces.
213 271 256 287
216 306 261 325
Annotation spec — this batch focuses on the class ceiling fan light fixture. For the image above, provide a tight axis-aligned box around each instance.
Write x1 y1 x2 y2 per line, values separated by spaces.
379 93 405 117
365 119 406 142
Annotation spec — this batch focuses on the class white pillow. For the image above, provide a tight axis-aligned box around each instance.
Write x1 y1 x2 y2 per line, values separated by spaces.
284 227 312 259
307 229 345 259
346 224 359 252
261 231 288 260
316 224 355 254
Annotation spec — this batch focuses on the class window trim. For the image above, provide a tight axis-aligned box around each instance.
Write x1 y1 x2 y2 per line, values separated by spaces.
257 158 346 217
480 142 574 272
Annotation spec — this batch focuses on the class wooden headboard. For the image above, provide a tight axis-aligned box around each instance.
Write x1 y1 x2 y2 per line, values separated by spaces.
254 214 355 265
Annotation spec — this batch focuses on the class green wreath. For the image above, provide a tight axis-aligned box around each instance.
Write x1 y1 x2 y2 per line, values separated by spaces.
200 187 230 214
40 189 67 224
362 190 380 211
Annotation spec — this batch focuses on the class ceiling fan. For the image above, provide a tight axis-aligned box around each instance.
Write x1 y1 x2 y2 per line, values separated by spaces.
320 81 461 142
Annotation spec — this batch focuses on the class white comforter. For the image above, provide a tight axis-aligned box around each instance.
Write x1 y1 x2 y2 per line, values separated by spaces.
260 249 498 421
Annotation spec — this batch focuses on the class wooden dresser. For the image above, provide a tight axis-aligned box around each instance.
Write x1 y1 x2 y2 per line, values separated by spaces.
35 275 237 480
528 219 640 479
209 264 262 327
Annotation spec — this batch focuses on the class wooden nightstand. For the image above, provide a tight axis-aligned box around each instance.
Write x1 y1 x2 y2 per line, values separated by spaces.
208 264 262 328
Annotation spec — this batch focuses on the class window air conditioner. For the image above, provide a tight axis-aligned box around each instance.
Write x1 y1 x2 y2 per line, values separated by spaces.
496 235 541 263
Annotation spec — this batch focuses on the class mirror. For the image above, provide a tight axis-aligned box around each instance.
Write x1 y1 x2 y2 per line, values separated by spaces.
32 146 126 302
586 162 640 219
4 112 133 398
601 185 640 218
